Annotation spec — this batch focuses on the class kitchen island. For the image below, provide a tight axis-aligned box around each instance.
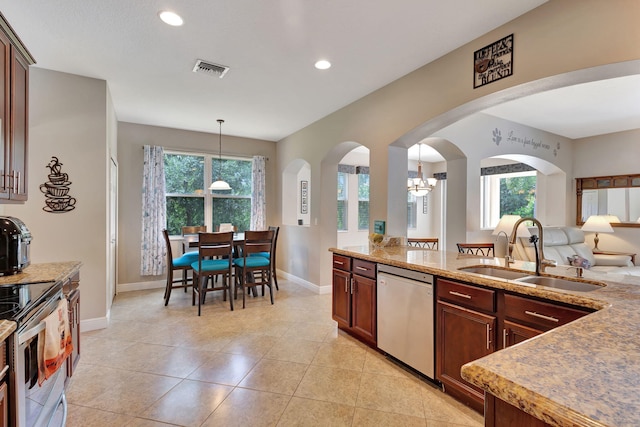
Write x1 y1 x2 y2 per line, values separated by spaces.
330 245 640 427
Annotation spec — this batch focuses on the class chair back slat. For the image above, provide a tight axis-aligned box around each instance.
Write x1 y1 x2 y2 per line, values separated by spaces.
457 242 495 256
407 237 438 250
198 232 234 259
241 230 274 256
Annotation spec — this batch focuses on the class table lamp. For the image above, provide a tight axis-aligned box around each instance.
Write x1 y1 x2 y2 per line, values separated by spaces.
581 215 614 250
492 215 531 256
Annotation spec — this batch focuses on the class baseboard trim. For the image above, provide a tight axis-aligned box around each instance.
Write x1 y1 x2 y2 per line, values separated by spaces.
81 315 109 332
118 279 165 293
277 269 331 294
117 271 329 295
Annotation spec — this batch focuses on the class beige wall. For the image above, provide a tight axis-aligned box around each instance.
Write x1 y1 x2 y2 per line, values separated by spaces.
1 68 113 328
117 122 277 287
276 0 640 289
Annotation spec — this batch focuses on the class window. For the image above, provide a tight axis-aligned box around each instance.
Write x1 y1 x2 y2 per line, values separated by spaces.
407 192 417 229
358 173 369 230
337 172 348 231
481 170 536 228
164 151 252 235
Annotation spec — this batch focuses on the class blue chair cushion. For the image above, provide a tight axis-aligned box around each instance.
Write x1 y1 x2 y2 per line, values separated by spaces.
249 252 270 259
173 251 199 267
233 256 270 268
191 259 231 273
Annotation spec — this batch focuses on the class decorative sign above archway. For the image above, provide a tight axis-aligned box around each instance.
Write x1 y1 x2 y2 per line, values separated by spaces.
40 156 76 213
473 34 513 88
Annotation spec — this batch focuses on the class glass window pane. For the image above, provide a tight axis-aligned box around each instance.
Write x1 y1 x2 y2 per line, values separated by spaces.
212 197 251 232
358 174 369 201
337 172 348 200
337 200 348 231
499 175 536 218
407 201 417 229
166 197 205 235
358 201 369 230
212 158 252 196
165 154 204 194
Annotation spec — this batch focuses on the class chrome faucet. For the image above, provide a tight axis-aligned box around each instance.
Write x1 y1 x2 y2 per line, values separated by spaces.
506 217 557 275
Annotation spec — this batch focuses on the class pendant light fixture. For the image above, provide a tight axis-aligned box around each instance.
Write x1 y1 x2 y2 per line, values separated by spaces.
407 143 437 197
210 119 232 191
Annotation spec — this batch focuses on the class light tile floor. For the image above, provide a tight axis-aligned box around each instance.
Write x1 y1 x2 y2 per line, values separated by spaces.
66 279 483 426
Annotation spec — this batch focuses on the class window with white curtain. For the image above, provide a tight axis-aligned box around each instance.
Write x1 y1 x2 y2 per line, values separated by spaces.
164 151 252 234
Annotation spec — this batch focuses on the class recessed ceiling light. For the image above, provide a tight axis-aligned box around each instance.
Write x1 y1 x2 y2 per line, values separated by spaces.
158 11 183 26
315 60 331 70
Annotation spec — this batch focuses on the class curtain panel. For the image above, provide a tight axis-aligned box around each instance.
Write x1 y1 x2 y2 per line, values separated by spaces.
251 155 267 231
141 145 167 276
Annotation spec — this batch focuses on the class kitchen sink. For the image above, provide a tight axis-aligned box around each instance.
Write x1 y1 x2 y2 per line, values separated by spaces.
459 266 606 292
458 266 531 280
516 276 605 292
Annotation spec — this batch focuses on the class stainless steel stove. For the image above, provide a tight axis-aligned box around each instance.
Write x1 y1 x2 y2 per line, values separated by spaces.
1 280 67 427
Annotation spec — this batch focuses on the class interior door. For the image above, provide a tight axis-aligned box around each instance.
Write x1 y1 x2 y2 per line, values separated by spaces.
108 157 118 302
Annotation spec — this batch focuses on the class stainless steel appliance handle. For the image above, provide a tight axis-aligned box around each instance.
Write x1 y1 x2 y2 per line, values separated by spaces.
18 321 45 346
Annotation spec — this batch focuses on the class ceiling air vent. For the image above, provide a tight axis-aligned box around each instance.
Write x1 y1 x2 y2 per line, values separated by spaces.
193 59 229 78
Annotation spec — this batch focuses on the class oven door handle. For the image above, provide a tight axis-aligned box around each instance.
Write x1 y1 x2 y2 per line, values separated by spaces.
18 321 45 346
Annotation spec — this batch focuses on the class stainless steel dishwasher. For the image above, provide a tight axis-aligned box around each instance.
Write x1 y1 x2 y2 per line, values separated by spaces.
377 264 434 379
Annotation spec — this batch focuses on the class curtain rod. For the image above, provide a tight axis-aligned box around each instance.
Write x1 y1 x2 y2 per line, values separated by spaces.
143 145 269 161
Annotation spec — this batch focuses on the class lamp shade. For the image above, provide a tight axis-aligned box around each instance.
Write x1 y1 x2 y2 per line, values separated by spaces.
492 215 531 238
602 215 620 224
209 180 231 191
581 215 614 233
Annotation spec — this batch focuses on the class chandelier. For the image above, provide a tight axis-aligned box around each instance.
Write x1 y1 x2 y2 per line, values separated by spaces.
209 119 232 191
407 143 437 197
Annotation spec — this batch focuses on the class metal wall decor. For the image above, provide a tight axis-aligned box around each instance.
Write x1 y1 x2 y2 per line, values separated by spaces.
473 34 513 88
300 180 308 214
40 156 76 213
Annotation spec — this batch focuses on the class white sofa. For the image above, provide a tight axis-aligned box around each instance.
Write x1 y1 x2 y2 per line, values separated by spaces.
512 226 640 276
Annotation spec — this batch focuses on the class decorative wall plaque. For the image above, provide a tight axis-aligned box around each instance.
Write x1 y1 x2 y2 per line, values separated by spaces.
40 156 76 213
300 180 308 214
473 34 513 88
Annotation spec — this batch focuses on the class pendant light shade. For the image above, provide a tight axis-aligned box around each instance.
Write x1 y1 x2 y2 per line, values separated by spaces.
408 143 437 196
210 119 231 191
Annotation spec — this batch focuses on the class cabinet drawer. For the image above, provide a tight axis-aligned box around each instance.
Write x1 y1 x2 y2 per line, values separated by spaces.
504 294 590 330
437 278 495 312
332 254 351 272
352 259 376 279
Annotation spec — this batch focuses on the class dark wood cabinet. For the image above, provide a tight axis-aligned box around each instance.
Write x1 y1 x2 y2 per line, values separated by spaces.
485 394 551 427
64 272 81 379
436 278 496 413
436 277 593 416
331 254 376 346
0 340 7 427
0 13 34 202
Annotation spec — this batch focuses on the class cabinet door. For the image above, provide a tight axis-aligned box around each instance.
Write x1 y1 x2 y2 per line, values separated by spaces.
0 381 6 427
503 319 543 349
437 300 496 412
9 48 28 200
351 274 376 344
0 31 9 199
332 268 351 328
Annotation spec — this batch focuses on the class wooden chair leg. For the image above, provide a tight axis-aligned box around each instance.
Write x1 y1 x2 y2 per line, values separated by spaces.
164 268 174 306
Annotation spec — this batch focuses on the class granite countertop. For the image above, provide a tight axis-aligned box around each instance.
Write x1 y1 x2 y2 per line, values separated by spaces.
0 261 82 286
330 245 640 427
0 320 16 342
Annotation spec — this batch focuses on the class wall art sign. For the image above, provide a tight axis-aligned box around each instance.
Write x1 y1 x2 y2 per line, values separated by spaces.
474 34 513 89
40 156 76 213
300 180 308 214
422 195 428 214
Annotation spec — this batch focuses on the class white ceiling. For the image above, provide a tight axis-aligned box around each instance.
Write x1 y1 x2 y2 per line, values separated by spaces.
0 0 548 141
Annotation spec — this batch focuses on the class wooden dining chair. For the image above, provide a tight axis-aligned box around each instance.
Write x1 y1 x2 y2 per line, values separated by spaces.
191 231 235 315
457 242 495 257
162 229 199 306
233 230 275 308
408 237 438 250
181 225 206 253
